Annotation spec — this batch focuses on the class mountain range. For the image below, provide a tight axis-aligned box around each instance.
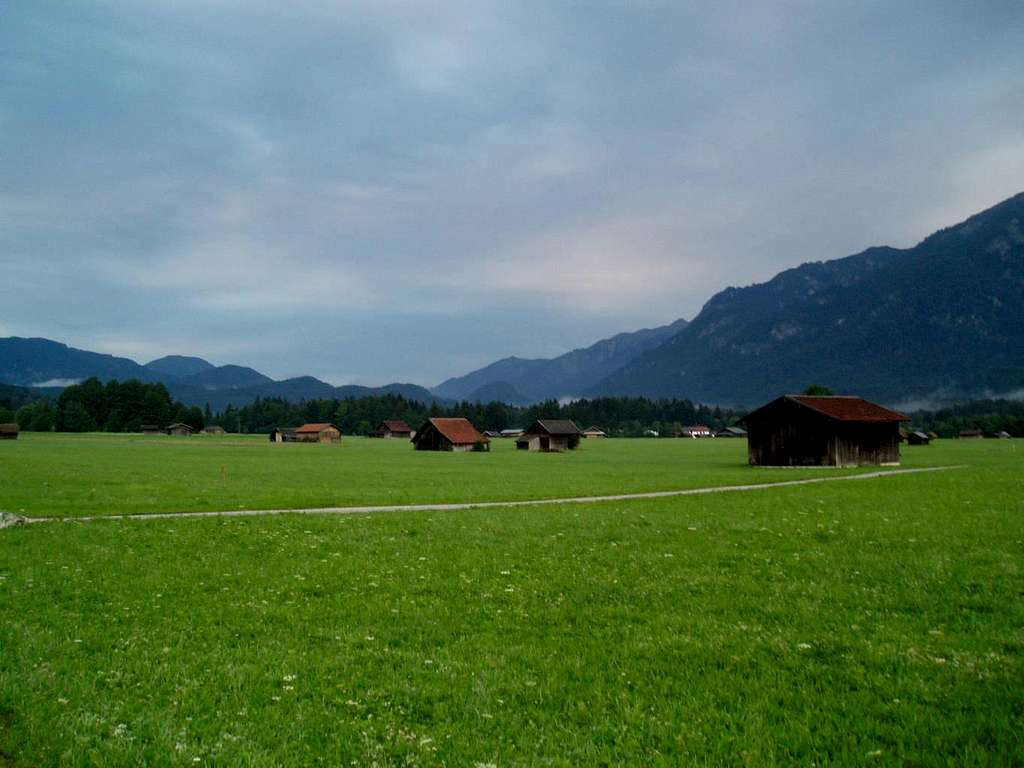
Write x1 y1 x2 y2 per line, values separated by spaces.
2 192 1022 409
591 191 1024 405
433 318 689 403
0 338 444 411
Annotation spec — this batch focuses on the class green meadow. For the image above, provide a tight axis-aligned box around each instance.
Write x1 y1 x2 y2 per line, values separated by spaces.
1 439 1021 765
0 433 959 519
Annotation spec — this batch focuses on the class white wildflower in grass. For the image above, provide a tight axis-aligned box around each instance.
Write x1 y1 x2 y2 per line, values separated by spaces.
282 674 296 682
500 570 511 575
797 643 812 650
57 698 69 705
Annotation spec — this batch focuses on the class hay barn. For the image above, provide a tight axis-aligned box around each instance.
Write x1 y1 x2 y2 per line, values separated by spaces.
582 426 606 438
740 395 908 467
141 424 162 435
715 426 747 438
0 423 19 440
294 423 342 444
376 420 413 439
412 417 489 452
166 423 194 437
959 429 984 439
678 425 712 438
516 420 582 452
202 426 226 435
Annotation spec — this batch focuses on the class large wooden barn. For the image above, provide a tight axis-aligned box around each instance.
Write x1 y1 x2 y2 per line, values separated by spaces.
294 423 342 444
516 420 582 452
740 395 908 467
0 423 19 440
375 420 413 439
412 417 489 452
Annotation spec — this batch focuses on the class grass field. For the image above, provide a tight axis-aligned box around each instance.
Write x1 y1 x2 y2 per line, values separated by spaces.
0 433 958 518
1 439 1021 765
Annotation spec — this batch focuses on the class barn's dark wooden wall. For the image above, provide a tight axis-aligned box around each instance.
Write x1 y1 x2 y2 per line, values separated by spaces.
745 398 901 467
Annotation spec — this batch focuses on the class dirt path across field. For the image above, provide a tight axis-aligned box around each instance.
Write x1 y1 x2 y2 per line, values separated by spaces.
18 465 964 525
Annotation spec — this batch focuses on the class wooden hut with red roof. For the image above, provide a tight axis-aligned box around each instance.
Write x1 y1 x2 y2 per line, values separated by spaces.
294 423 342 444
411 417 489 452
740 395 908 467
375 419 413 439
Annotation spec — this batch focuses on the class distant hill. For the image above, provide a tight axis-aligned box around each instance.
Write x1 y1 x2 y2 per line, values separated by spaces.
592 191 1024 406
0 337 161 387
463 381 531 406
144 355 215 378
0 339 447 410
178 364 274 391
434 317 689 403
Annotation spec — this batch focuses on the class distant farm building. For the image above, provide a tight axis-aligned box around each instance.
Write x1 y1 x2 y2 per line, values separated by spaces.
483 430 502 438
0 423 19 440
166 423 194 437
959 429 984 439
679 425 712 438
375 420 413 439
740 395 908 467
270 428 297 443
500 428 524 438
582 426 607 438
202 426 226 436
295 423 342 444
516 420 582 452
141 424 162 435
995 430 1012 439
715 426 748 438
412 417 489 452
906 430 930 445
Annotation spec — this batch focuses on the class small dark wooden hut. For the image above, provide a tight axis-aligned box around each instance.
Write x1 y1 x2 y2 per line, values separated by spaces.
270 427 297 443
959 429 984 439
141 424 162 435
202 426 226 436
166 423 194 437
740 395 908 467
516 420 582 452
376 420 413 439
412 418 489 452
0 423 19 440
906 430 930 445
582 426 606 438
715 426 748 438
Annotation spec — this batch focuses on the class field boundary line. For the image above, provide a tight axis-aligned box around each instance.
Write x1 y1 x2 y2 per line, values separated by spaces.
21 464 965 524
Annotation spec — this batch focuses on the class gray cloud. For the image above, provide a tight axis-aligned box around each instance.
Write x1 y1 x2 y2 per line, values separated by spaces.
2 1 1023 384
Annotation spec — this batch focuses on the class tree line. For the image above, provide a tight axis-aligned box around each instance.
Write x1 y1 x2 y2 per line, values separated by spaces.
9 378 204 433
211 393 742 437
5 377 1023 437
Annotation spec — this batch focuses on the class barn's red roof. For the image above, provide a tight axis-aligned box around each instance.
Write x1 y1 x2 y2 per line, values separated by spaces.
381 420 412 432
789 396 908 422
295 423 341 434
426 417 488 445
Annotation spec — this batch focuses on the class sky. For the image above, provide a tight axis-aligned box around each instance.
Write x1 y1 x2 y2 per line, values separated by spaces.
2 1 1023 386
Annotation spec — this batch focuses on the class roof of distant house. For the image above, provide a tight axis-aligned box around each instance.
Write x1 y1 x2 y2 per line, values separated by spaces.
381 420 412 432
424 417 487 445
295 423 341 434
523 419 582 436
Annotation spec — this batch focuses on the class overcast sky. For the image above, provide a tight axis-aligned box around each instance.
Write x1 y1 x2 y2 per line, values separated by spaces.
3 2 1023 385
